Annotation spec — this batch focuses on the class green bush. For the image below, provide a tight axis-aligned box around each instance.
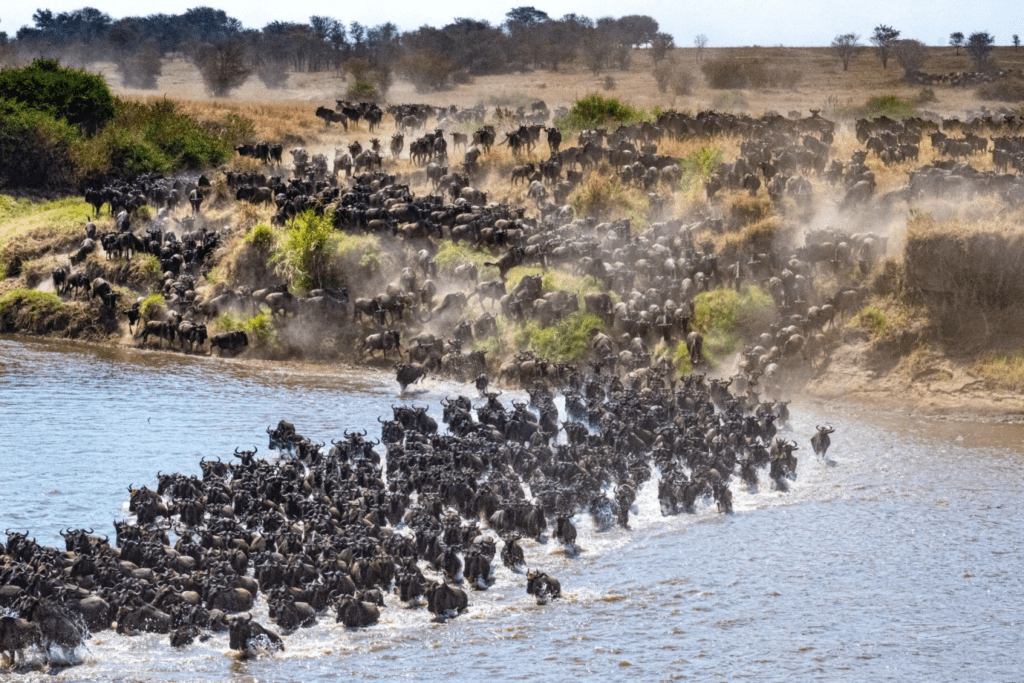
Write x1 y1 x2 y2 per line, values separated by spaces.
556 93 651 131
331 231 383 280
690 286 774 367
281 210 333 290
435 241 491 276
680 146 724 194
842 95 918 119
217 312 277 349
0 59 114 133
139 294 166 322
345 81 381 102
245 223 275 252
75 98 234 181
0 98 80 191
524 311 606 362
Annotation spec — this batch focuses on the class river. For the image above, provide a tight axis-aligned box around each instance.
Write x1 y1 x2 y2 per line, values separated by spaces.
1 336 1023 681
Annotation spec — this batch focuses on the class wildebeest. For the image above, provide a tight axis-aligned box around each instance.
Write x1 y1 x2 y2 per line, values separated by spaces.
140 320 176 347
426 581 468 618
360 330 402 359
396 363 428 392
0 616 42 666
209 330 248 355
228 615 283 655
484 247 525 279
526 570 561 604
811 424 834 458
335 596 380 628
189 189 203 214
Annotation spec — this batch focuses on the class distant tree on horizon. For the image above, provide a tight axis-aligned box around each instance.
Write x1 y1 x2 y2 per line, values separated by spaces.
870 25 900 69
949 32 965 55
194 39 251 97
831 33 861 71
967 31 995 63
694 33 708 62
650 31 674 64
893 39 927 82
1013 34 1020 51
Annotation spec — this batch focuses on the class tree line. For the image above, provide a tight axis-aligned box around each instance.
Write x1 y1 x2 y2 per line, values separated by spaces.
831 26 1009 80
3 6 672 94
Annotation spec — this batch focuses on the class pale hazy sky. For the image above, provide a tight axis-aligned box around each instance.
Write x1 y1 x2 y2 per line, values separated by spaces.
1 0 1020 47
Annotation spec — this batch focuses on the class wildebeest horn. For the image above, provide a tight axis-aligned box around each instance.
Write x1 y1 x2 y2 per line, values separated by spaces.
60 528 69 537
234 447 242 455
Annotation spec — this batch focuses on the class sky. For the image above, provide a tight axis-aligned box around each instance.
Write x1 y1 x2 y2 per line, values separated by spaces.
0 0 1020 47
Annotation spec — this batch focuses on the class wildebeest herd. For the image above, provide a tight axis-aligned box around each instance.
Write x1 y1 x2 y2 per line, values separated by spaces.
1 356 840 669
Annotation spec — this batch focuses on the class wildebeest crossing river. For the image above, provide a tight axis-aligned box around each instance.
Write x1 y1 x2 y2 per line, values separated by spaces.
1 336 1023 681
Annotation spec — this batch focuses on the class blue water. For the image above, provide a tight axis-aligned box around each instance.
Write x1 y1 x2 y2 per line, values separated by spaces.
1 336 1023 681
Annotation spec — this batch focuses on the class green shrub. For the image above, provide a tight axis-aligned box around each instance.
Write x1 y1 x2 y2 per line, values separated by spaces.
524 311 606 362
689 286 774 367
217 312 277 349
0 59 115 133
841 95 918 119
281 210 333 290
569 169 649 221
345 81 381 102
434 241 491 275
113 98 232 169
679 146 724 194
0 98 80 191
332 232 382 280
245 223 275 252
139 294 166 322
556 93 652 131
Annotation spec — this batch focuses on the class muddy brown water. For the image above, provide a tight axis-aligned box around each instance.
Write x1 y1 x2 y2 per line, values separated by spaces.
1 336 1023 681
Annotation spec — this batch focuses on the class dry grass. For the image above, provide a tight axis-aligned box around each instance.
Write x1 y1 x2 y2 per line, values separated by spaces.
972 351 1024 392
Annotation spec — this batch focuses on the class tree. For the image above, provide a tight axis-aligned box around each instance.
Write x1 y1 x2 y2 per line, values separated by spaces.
893 39 927 82
504 6 550 33
615 15 659 47
694 34 708 62
831 33 861 71
1014 35 1020 51
195 39 252 97
870 25 900 68
967 31 995 63
949 32 965 55
650 32 675 64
